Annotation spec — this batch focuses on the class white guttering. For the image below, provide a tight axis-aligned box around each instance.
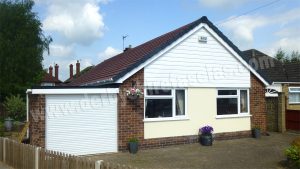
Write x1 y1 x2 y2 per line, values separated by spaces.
273 82 300 84
30 88 119 95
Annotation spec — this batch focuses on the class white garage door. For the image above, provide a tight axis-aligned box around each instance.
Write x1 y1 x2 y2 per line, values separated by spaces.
45 94 117 155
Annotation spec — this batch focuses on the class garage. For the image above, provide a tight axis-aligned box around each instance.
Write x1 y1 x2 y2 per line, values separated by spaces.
29 88 119 155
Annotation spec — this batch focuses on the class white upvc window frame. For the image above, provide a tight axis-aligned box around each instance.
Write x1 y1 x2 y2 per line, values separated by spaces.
216 89 250 118
144 88 188 122
288 87 300 104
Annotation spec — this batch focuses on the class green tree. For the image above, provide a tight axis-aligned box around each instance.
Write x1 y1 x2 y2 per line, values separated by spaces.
275 48 300 64
0 0 51 101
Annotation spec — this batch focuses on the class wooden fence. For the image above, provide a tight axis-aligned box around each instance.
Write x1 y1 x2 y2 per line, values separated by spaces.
0 137 139 169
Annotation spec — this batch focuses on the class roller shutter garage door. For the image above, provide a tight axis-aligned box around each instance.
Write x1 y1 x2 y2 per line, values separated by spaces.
45 94 117 155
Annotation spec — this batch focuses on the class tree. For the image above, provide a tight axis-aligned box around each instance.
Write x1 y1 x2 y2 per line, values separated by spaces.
274 48 300 64
0 0 51 101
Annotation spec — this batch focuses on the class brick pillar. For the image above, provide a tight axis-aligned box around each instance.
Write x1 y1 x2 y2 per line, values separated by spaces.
250 73 267 132
118 69 144 151
29 94 46 147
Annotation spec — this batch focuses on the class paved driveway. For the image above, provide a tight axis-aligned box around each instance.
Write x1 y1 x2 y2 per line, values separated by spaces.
91 132 299 169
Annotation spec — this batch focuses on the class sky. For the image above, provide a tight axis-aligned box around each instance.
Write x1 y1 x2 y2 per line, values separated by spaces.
33 0 300 81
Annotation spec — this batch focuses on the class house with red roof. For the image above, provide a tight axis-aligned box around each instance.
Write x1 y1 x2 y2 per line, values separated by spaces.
41 64 62 86
27 16 270 155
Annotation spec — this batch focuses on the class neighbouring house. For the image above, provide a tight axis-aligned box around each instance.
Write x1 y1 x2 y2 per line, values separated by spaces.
27 16 270 155
64 61 94 84
41 64 62 86
243 49 300 132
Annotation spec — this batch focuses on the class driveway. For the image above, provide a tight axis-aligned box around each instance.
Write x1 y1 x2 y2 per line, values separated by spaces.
91 132 299 169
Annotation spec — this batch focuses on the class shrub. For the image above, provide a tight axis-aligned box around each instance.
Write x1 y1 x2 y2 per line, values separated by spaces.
285 145 300 168
3 95 26 121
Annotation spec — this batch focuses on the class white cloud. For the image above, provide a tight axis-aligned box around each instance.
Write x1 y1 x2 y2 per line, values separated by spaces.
199 0 251 8
220 7 300 50
221 15 267 49
42 0 105 45
98 46 121 62
49 44 73 57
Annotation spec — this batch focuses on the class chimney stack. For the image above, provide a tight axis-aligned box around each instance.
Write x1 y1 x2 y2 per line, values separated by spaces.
252 49 256 57
123 45 132 52
49 66 53 77
76 60 80 75
69 64 73 79
54 64 59 80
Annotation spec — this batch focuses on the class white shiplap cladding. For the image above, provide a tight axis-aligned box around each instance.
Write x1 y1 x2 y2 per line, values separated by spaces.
45 94 117 155
144 26 250 88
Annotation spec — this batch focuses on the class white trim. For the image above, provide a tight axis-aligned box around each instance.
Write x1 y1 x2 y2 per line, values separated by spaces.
216 114 252 119
143 116 189 122
115 23 269 86
26 93 29 138
273 82 300 84
30 88 119 94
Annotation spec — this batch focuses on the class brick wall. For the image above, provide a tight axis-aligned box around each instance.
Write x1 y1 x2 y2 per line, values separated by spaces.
250 73 267 132
28 94 45 147
118 69 145 151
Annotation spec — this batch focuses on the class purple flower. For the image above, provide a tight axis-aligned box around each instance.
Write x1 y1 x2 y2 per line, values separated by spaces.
199 125 214 135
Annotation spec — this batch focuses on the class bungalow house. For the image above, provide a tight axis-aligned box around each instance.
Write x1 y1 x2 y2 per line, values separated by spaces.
242 49 300 132
27 16 269 155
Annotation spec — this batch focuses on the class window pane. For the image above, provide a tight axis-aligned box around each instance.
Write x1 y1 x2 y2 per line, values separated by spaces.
176 90 185 116
218 90 237 95
145 99 172 118
217 98 238 115
147 89 171 95
289 93 300 103
290 88 300 92
240 90 248 113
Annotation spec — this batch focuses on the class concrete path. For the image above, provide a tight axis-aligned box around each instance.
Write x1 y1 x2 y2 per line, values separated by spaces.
91 132 299 169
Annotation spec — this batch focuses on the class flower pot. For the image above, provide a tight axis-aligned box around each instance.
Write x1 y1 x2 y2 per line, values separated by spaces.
4 117 13 132
128 142 138 154
127 95 139 100
200 134 213 146
252 128 261 138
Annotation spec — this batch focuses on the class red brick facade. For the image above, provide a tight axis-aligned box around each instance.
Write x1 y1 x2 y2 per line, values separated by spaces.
118 69 145 151
28 94 45 147
250 73 267 132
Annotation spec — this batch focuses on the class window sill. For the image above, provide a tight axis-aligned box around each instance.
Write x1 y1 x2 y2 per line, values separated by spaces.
216 114 252 119
289 102 300 105
144 116 189 122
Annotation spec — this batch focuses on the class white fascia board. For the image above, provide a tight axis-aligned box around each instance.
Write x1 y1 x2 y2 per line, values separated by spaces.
26 89 32 93
115 23 269 86
31 88 119 94
273 82 300 84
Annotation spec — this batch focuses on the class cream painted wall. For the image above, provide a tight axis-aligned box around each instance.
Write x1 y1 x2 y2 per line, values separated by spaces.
144 88 251 139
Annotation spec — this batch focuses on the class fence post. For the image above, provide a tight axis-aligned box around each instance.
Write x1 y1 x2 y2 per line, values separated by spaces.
3 138 7 163
35 147 40 169
95 160 103 169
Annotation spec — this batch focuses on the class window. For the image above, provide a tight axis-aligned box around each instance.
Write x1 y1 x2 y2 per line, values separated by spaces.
217 89 249 116
289 87 300 104
145 89 186 119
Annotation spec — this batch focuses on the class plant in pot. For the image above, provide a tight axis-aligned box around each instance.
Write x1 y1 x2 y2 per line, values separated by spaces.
126 87 143 100
199 125 214 146
128 137 139 154
3 95 26 131
252 126 261 138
